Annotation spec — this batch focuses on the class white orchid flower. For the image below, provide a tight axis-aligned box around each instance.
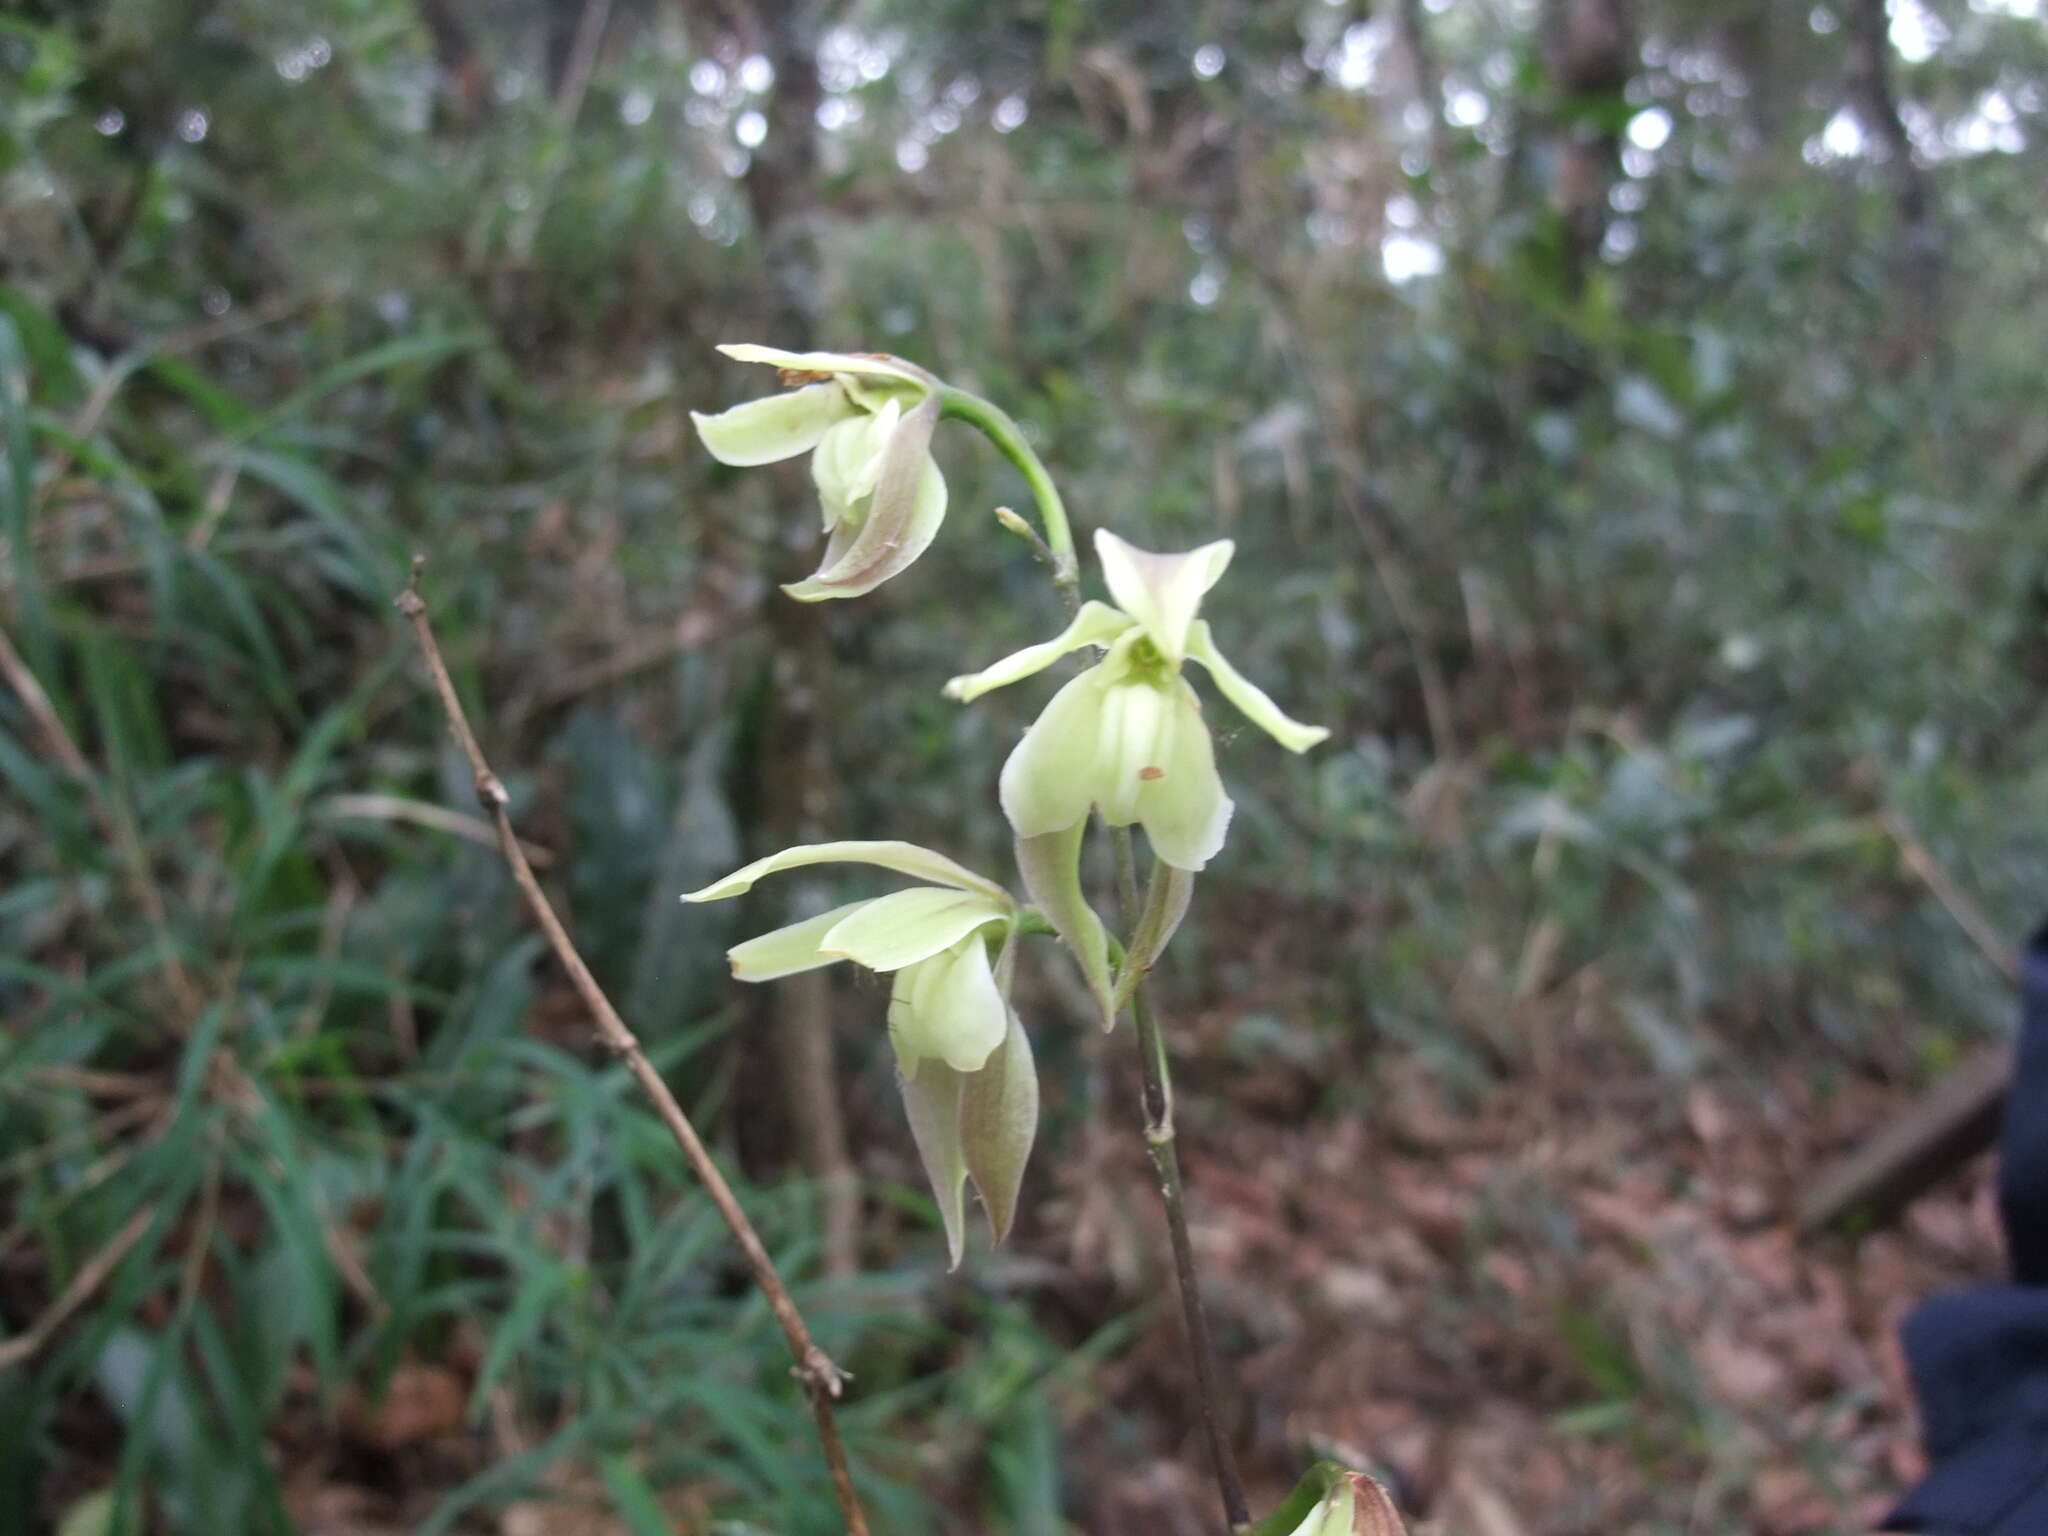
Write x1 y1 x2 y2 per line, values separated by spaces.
682 840 1036 1267
690 345 948 602
945 529 1331 873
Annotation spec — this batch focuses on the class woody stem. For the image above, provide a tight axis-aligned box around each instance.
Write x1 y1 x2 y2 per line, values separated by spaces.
1111 827 1250 1532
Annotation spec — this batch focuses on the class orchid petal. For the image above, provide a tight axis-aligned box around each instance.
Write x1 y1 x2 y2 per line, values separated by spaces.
820 887 1010 972
997 665 1112 841
690 383 852 467
961 1009 1038 1247
810 415 871 532
1186 619 1331 754
889 937 1009 1076
683 840 1009 905
896 1055 968 1269
1095 529 1234 662
1015 824 1116 1030
784 396 947 601
716 343 934 390
810 400 901 531
726 900 874 982
1135 681 1233 871
944 602 1134 703
1095 676 1172 826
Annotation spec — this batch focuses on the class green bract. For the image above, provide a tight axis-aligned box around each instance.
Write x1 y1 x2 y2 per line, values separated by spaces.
681 841 1037 1267
946 529 1331 872
690 344 948 601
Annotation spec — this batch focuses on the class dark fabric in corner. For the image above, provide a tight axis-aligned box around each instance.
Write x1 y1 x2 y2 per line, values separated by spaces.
1886 925 2048 1533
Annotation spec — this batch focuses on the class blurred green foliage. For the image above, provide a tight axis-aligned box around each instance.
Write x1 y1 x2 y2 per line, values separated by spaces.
3 0 2047 1529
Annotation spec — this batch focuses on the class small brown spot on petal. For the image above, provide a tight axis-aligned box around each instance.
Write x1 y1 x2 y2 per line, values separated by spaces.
1139 766 1165 781
777 368 835 386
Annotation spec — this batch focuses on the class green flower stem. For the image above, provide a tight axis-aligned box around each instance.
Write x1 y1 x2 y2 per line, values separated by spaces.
1111 827 1250 1532
937 385 1081 606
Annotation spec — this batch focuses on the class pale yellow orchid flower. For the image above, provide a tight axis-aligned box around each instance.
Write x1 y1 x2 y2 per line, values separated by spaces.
682 840 1036 1267
690 345 947 601
946 529 1331 873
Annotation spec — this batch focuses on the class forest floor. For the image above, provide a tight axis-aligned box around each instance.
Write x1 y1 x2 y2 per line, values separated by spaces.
1050 992 1990 1536
68 956 1991 1536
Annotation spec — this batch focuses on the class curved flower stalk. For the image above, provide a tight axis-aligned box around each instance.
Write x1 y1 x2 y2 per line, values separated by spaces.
691 345 947 601
682 841 1038 1267
946 528 1331 873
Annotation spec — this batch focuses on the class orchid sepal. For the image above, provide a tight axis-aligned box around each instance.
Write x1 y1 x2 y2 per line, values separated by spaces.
682 840 1009 906
1186 619 1331 754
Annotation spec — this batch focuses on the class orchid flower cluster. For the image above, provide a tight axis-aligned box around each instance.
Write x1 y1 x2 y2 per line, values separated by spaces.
685 345 1329 1268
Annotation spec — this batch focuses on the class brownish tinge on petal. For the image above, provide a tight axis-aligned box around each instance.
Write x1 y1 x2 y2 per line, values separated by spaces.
778 354 907 388
784 393 947 601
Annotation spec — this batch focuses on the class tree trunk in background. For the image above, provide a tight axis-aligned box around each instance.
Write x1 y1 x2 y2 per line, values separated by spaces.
1718 2 1788 162
416 0 487 125
1397 0 1456 208
713 0 862 1279
1843 0 1944 358
1541 0 1634 298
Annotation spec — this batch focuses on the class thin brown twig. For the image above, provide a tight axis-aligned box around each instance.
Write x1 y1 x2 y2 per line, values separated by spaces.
0 1094 163 1183
502 614 712 728
0 1204 159 1371
183 460 242 553
1879 804 2019 986
0 621 203 1016
507 0 613 261
29 290 315 520
393 558 869 1536
317 791 557 869
293 855 360 1041
1237 261 1459 765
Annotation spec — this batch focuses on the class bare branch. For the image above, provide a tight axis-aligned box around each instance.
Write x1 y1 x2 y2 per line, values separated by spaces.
0 622 203 1017
0 1204 158 1371
1880 804 2017 987
393 558 869 1535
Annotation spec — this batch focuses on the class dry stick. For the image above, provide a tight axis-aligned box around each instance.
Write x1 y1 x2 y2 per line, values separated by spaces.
0 1204 158 1371
1798 802 2023 1235
1239 263 1458 766
392 560 869 1536
507 0 612 262
28 290 314 523
318 791 558 869
1880 805 2020 987
1111 827 1250 1532
0 622 203 1018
